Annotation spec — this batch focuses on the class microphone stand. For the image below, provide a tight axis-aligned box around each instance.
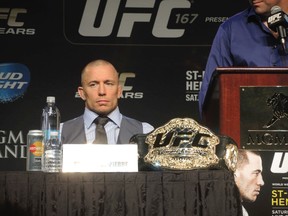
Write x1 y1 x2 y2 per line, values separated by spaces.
278 27 288 54
280 37 287 54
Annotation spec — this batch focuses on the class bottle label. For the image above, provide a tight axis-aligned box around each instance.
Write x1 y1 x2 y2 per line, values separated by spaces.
43 149 62 172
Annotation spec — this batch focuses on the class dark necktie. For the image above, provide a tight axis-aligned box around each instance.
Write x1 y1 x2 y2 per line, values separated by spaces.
93 116 109 144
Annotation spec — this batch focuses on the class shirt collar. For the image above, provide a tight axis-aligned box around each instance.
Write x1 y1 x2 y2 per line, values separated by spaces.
247 6 260 22
247 6 270 23
83 107 122 129
247 6 271 33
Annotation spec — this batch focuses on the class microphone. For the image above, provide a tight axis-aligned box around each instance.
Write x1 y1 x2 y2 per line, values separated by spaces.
267 5 288 53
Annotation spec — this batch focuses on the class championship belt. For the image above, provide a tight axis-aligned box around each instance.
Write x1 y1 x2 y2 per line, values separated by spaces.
131 118 238 172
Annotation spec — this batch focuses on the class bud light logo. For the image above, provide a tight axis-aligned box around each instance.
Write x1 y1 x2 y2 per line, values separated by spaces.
0 63 30 103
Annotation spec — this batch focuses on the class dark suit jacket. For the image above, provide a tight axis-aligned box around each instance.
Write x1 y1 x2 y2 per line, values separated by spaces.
61 115 143 144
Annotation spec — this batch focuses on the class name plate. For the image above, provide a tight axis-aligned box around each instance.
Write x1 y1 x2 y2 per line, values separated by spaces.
62 144 138 172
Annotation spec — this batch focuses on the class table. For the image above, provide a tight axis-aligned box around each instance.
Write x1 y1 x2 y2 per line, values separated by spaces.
0 170 242 216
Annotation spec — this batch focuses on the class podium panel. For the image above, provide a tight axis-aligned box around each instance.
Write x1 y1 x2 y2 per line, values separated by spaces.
202 67 288 148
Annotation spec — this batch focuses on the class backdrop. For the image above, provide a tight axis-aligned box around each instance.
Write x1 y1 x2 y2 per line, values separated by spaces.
0 0 249 170
2 1 287 216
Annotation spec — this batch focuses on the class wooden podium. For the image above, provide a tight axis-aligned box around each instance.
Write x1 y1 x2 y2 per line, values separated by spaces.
202 67 288 147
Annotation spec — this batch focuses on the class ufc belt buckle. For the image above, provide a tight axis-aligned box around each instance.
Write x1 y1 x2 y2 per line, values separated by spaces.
144 118 238 171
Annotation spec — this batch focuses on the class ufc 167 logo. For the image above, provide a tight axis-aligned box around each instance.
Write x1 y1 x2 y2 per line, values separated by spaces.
79 0 197 38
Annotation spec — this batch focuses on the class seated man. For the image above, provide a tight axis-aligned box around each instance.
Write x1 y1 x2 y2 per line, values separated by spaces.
61 59 154 144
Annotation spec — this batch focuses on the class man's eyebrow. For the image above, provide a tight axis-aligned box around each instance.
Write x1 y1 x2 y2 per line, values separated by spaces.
104 79 117 83
88 80 99 83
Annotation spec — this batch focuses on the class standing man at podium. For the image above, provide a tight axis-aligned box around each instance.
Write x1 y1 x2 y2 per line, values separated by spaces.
61 59 154 144
199 0 288 116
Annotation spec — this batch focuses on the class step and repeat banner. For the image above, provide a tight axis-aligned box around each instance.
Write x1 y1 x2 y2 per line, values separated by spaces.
0 1 287 215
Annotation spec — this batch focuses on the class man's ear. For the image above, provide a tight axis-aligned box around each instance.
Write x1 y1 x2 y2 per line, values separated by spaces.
117 84 123 99
78 86 86 101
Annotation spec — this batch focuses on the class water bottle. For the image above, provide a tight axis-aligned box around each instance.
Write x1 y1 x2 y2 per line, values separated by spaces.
41 96 62 172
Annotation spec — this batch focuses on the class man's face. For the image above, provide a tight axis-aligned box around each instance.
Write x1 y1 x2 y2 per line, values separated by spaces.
234 152 265 202
249 0 281 16
78 64 122 116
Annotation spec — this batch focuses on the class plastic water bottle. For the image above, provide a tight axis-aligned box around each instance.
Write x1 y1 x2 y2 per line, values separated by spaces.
41 96 62 172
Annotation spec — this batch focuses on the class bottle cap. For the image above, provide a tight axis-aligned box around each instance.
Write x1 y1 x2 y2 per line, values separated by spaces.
46 96 55 103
